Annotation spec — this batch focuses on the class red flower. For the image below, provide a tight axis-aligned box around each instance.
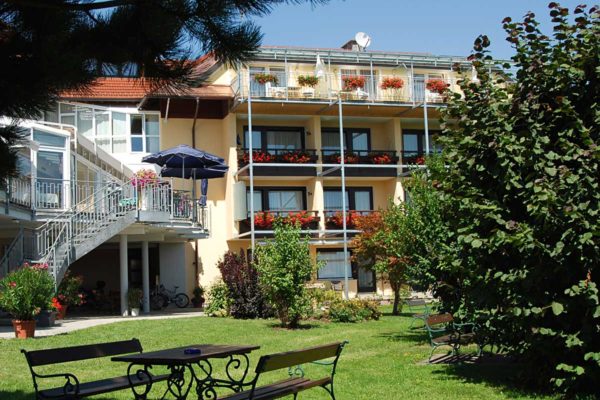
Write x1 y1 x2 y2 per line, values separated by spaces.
342 75 366 91
254 211 275 229
415 156 425 165
281 151 312 164
371 153 393 164
242 151 274 164
286 211 318 228
426 79 450 95
327 211 360 229
9 281 16 288
380 77 404 90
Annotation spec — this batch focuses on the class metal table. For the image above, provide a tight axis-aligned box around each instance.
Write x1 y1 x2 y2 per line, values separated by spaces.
112 344 260 400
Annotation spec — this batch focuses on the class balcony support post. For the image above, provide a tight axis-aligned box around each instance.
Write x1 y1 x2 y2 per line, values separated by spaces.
142 240 150 313
248 86 255 258
119 234 129 317
338 98 350 301
424 100 430 155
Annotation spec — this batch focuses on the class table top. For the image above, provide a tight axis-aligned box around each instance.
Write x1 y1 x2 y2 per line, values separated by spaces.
112 344 260 366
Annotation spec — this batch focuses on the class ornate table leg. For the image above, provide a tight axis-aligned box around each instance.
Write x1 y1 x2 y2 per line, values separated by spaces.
163 364 194 400
224 353 251 392
127 363 154 400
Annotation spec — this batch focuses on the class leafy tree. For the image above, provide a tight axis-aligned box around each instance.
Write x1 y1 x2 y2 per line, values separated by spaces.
0 0 327 180
431 3 599 394
352 207 410 315
254 221 316 328
217 249 271 319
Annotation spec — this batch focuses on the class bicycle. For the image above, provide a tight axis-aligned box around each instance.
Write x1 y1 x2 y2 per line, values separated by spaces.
150 285 189 310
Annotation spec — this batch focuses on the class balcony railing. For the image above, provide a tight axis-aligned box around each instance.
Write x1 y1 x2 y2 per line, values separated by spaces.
240 210 320 233
320 150 398 165
237 71 456 104
238 148 318 166
324 210 378 230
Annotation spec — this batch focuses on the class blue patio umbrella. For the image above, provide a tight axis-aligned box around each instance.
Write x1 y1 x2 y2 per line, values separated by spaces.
142 144 224 169
160 165 228 179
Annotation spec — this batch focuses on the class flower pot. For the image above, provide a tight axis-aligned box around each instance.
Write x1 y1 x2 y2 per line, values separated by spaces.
55 304 68 320
130 308 140 317
12 320 36 339
192 298 205 308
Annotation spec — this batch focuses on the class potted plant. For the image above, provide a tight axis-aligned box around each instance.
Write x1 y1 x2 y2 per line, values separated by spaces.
380 77 404 90
297 75 319 97
132 169 158 209
342 75 366 91
253 73 278 85
127 288 143 316
425 78 449 95
0 263 55 339
192 286 205 308
54 272 85 319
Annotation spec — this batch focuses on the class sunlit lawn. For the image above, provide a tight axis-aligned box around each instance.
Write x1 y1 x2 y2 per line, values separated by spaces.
0 309 553 399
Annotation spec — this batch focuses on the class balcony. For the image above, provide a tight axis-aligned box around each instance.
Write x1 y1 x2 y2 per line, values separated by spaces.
235 72 454 105
239 210 320 237
324 210 377 232
321 150 398 177
237 148 318 176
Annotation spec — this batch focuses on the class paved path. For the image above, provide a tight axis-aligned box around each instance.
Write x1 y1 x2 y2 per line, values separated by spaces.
0 309 205 339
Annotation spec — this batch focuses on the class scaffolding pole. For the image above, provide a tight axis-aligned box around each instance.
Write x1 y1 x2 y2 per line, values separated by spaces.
338 98 350 300
248 84 255 257
424 94 430 154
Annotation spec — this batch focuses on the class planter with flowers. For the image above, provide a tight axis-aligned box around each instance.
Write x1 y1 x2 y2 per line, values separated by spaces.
127 287 143 316
253 73 279 86
342 75 366 91
280 150 316 164
132 168 159 210
297 75 319 97
324 153 360 164
192 286 205 308
368 152 399 165
238 150 318 177
325 211 361 230
285 211 320 230
425 78 450 101
380 77 404 100
53 272 85 319
239 150 274 166
0 263 55 339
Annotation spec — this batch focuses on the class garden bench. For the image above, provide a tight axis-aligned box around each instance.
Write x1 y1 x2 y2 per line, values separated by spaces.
425 313 482 363
219 341 347 400
22 338 169 399
404 298 433 329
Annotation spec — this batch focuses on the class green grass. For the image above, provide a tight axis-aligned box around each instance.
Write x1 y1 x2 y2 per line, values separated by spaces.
0 310 553 399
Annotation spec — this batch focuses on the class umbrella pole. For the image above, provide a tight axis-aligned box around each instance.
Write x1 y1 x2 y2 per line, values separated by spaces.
192 168 197 223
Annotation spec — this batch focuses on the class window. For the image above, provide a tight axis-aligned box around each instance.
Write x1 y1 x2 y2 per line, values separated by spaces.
246 187 306 215
317 250 352 279
402 129 442 155
243 126 304 151
321 128 370 155
33 130 66 148
57 102 160 154
324 187 373 211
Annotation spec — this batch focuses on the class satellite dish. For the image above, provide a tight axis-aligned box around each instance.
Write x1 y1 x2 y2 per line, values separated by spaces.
355 32 372 50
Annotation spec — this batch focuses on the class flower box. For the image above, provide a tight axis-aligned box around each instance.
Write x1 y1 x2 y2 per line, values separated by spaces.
426 79 449 95
254 73 279 85
342 75 366 91
297 75 319 88
380 77 404 90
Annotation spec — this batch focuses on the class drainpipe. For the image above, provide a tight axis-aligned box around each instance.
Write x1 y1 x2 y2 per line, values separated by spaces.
191 97 200 283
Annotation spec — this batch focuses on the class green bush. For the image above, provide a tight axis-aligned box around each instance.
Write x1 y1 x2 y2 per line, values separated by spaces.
328 298 381 323
205 281 231 317
428 4 600 395
254 222 317 328
0 263 55 320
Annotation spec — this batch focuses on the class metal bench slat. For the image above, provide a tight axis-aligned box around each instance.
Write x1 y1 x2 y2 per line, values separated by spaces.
256 343 341 373
220 377 332 400
24 339 143 366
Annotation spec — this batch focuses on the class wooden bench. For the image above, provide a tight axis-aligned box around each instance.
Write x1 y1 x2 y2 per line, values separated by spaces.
219 341 347 400
424 313 482 362
22 338 169 399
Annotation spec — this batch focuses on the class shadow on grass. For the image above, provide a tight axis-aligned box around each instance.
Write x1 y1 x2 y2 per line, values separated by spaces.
431 358 548 398
266 322 321 330
0 390 31 400
377 330 428 344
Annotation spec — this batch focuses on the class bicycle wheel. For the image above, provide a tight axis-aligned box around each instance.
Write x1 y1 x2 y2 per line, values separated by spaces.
174 293 189 308
150 294 165 310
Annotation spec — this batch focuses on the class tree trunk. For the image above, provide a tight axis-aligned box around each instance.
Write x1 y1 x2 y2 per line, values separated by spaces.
392 287 401 315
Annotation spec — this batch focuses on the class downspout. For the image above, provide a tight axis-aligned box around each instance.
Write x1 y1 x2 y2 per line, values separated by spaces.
191 97 200 283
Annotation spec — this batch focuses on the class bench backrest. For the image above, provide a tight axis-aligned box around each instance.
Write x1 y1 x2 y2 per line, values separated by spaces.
426 313 454 327
255 342 343 374
406 299 427 307
22 338 143 367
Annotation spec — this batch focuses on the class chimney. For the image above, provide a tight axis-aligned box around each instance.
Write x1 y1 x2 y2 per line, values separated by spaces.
341 39 360 52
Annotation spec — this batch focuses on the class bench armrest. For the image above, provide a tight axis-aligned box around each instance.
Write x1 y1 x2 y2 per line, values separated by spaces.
33 372 81 398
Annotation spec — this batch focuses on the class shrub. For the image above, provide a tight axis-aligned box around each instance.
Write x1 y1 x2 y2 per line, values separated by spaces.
429 4 600 395
327 298 381 323
127 288 142 309
56 271 85 306
254 222 317 328
217 250 271 319
0 263 55 320
205 281 231 317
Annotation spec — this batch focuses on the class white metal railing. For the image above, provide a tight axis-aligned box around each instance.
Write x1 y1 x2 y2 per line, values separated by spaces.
237 71 458 104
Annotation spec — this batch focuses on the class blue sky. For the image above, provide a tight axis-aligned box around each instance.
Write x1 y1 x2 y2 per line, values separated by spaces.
253 0 585 60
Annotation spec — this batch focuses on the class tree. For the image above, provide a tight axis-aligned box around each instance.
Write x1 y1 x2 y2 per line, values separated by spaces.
430 3 599 394
217 249 271 319
352 208 410 315
0 0 327 180
254 221 316 328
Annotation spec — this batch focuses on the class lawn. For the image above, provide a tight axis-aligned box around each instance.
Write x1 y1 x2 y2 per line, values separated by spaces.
0 310 553 399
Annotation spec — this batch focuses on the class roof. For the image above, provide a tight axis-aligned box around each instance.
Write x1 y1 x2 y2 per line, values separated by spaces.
60 77 152 101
